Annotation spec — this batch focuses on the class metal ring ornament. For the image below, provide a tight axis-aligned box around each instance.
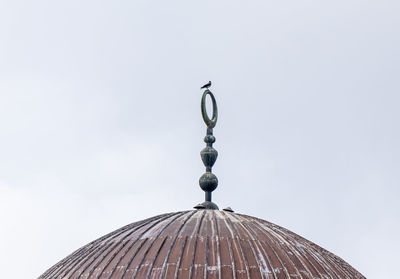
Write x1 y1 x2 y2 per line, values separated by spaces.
201 90 218 128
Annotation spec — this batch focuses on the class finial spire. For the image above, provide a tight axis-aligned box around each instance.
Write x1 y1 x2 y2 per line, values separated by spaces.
194 87 219 210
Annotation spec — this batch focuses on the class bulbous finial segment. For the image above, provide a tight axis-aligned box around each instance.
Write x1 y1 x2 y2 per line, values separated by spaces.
200 145 218 170
195 89 219 210
199 173 218 192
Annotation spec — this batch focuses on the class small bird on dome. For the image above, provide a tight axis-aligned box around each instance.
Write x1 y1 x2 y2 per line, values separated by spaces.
200 81 212 89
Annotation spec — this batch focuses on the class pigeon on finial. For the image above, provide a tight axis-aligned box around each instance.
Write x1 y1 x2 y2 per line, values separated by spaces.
201 81 212 89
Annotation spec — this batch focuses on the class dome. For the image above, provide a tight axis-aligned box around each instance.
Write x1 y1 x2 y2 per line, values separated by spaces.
39 210 365 279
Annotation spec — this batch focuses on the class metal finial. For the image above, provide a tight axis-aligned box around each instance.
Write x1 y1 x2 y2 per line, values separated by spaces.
195 88 219 210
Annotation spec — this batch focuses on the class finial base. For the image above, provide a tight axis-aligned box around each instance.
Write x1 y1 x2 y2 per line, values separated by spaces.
193 201 219 210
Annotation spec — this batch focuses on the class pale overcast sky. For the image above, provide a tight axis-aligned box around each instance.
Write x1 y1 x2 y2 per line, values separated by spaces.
0 1 399 278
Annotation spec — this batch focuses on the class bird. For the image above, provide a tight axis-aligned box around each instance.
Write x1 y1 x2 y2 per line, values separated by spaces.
200 81 212 89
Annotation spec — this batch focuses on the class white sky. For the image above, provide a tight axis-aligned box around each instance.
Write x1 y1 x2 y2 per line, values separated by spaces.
0 1 399 278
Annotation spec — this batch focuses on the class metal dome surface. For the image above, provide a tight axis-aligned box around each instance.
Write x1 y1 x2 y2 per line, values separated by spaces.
39 210 365 279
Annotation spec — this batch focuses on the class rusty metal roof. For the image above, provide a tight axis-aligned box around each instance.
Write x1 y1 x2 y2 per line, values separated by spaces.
39 210 365 279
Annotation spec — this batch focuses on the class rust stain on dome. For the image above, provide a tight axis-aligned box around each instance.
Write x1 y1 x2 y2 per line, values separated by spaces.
39 210 365 279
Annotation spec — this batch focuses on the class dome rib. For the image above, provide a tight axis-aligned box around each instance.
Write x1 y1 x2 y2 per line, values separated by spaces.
232 212 291 278
250 216 354 279
100 213 170 278
253 218 336 278
281 223 352 278
46 220 123 279
263 222 321 278
210 211 222 279
213 211 236 278
74 213 177 279
247 220 301 278
39 210 365 279
79 213 177 279
43 215 155 279
303 241 341 278
220 211 253 278
115 211 188 279
244 212 294 278
155 211 196 279
187 209 206 278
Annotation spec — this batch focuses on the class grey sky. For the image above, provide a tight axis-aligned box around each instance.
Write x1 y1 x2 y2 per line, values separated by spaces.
0 1 399 278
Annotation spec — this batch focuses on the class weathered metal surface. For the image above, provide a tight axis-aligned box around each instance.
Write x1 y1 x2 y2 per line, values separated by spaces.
39 210 365 279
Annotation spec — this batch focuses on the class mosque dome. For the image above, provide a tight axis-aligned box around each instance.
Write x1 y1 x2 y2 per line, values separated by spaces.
39 210 364 279
38 88 365 279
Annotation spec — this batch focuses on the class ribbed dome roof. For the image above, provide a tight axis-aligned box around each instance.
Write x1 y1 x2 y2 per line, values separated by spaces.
39 210 365 279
